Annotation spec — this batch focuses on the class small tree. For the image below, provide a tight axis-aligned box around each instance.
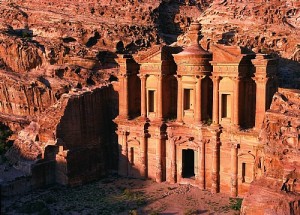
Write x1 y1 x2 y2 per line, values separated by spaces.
0 123 12 155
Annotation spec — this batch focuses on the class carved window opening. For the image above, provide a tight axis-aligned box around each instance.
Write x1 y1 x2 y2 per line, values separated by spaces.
242 162 252 183
221 94 231 118
148 90 155 113
130 147 134 165
184 89 193 110
182 149 195 178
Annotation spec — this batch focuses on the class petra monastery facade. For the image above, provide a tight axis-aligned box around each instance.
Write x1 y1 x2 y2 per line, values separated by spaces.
114 23 278 197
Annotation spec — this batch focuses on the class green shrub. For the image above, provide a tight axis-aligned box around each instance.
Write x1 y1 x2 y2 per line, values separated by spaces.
229 198 243 211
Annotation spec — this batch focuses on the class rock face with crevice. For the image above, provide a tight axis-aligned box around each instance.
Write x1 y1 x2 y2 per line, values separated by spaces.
5 84 118 190
241 88 300 215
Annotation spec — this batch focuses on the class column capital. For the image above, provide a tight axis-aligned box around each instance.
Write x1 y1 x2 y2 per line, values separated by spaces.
137 74 148 79
210 75 221 82
153 133 167 140
157 74 165 78
252 76 269 83
174 74 182 80
138 131 150 138
118 73 130 78
117 130 129 136
195 74 206 80
230 76 242 82
231 142 240 149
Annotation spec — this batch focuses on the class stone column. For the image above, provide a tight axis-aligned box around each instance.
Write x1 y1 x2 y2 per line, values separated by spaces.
233 77 240 129
120 74 129 119
157 74 163 120
118 130 128 176
230 143 238 197
212 76 220 125
139 74 147 118
170 138 177 184
199 140 205 189
195 75 204 124
118 75 124 117
210 129 220 194
254 77 268 129
156 135 163 182
140 133 148 178
176 75 183 122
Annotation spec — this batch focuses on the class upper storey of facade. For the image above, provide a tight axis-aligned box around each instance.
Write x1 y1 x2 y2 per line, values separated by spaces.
115 22 278 130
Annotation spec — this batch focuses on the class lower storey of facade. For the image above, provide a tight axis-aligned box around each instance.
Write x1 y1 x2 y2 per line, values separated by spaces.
116 119 263 197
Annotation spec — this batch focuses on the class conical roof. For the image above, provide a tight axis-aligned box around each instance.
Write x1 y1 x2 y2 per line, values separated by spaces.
174 22 211 57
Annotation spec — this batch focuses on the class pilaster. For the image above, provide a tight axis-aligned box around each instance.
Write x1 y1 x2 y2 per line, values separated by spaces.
157 74 163 120
176 75 183 123
117 74 129 119
209 127 221 194
118 130 129 176
155 134 163 182
232 77 241 129
230 143 239 197
211 76 220 125
139 131 148 178
199 140 206 189
168 134 178 184
195 75 206 124
253 77 268 129
251 54 278 130
138 74 148 119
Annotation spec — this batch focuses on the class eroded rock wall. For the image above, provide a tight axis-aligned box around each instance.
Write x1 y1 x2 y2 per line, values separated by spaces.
6 84 118 187
196 0 300 88
241 88 300 215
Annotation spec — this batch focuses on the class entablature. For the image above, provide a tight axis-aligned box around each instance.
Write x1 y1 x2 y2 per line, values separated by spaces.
177 64 212 76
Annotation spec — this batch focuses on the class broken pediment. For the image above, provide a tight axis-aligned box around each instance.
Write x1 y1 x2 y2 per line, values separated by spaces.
135 45 182 63
211 44 249 64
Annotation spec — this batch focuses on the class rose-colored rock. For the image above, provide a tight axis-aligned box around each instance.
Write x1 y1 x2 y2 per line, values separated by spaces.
6 84 118 186
241 88 300 214
0 1 299 208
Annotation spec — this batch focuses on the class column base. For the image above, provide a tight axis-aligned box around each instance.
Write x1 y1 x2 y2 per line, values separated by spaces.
194 121 204 127
210 123 221 130
115 115 129 121
176 120 184 125
137 116 149 122
156 176 162 183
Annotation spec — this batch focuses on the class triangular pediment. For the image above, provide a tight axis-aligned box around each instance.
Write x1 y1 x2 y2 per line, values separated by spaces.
135 45 163 63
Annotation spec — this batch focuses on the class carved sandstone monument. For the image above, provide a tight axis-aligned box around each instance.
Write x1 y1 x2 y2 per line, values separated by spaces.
115 22 278 198
0 0 299 214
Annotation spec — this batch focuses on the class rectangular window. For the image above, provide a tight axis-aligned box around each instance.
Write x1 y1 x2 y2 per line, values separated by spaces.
221 94 231 118
184 89 193 110
130 147 134 165
242 163 246 182
148 90 155 113
242 162 252 183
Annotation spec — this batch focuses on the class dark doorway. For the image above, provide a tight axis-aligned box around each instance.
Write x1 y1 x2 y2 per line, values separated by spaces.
182 149 195 178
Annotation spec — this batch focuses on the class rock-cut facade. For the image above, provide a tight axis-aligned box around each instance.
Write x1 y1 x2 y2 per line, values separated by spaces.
114 22 278 197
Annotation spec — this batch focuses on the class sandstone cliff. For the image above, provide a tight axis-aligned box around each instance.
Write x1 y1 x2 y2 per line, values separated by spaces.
5 84 118 187
0 0 299 198
241 88 300 215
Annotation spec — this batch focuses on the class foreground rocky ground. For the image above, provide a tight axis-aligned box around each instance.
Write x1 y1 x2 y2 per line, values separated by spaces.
2 176 240 215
